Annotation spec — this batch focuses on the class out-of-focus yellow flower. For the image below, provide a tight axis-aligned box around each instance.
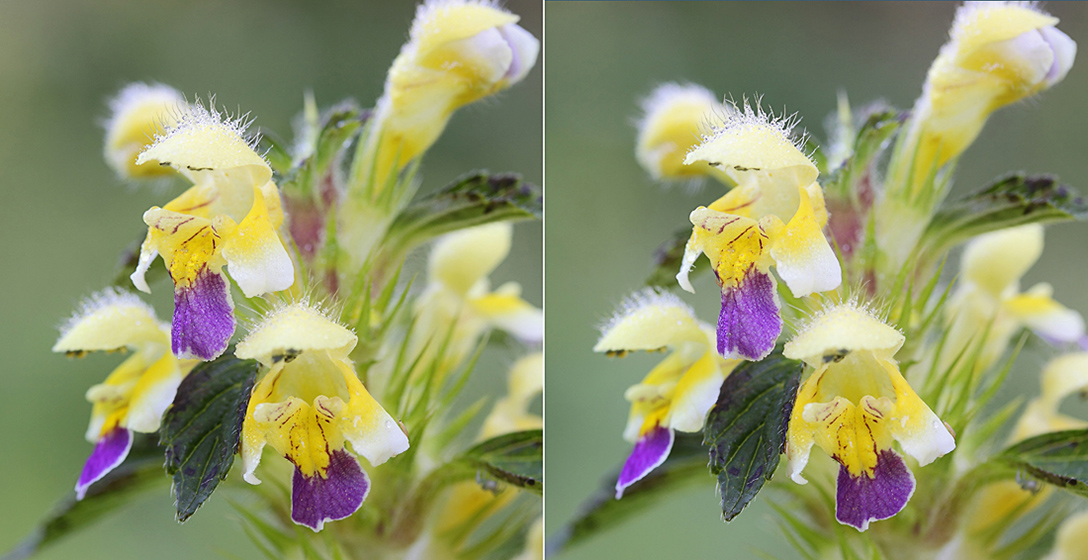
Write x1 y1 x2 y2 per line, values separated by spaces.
412 223 542 381
511 518 543 560
956 354 1088 540
480 352 543 438
1042 510 1088 560
1011 352 1088 442
130 103 295 360
594 289 739 498
436 353 542 536
786 303 955 531
237 303 409 531
636 83 730 185
359 0 539 194
940 224 1084 375
53 289 196 499
898 2 1075 197
103 83 185 180
678 101 841 360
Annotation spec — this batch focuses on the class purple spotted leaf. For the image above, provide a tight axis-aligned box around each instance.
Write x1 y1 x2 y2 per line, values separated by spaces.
159 355 259 522
704 349 802 521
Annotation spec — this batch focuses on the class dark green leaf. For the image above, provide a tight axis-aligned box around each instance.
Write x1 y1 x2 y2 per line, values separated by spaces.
999 429 1088 497
2 436 168 560
462 429 543 496
547 433 708 554
160 355 259 522
645 226 694 289
704 350 802 521
921 173 1088 256
383 171 542 254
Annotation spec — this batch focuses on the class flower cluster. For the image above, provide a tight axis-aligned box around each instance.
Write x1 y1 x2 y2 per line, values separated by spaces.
578 2 1088 556
36 1 541 558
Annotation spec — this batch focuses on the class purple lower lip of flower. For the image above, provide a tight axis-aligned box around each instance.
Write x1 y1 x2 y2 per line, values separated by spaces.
76 427 133 500
835 450 916 531
291 450 371 532
172 269 234 360
717 268 780 360
615 425 674 499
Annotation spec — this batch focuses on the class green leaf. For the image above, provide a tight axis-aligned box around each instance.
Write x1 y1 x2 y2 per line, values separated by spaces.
283 103 367 198
547 433 708 554
2 436 168 560
160 355 259 522
999 429 1088 497
383 171 541 254
387 430 542 547
461 429 543 496
645 226 694 289
704 350 802 521
921 173 1088 256
824 109 901 201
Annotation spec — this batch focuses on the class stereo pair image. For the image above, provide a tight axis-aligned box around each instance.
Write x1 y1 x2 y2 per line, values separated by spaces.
4 3 1088 560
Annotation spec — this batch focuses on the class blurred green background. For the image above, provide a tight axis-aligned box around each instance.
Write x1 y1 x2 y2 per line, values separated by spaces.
544 2 1088 559
0 0 540 558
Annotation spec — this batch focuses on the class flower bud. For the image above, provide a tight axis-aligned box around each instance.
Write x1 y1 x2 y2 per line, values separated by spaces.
103 83 184 180
899 2 1075 195
360 0 540 194
636 83 729 184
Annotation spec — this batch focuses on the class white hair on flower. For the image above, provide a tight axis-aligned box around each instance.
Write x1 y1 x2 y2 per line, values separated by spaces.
410 0 509 40
103 83 184 138
951 1 1048 41
57 287 165 339
597 288 695 338
140 96 263 160
793 295 899 342
244 296 352 339
691 96 810 161
636 83 722 138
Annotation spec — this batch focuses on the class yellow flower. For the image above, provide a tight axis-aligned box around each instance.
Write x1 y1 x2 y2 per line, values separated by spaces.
953 353 1088 543
435 353 542 537
1042 510 1088 560
941 224 1083 375
359 0 539 193
412 223 543 380
679 101 841 360
480 352 544 438
52 289 195 499
636 83 730 184
511 518 543 560
595 289 739 497
786 303 955 531
1012 352 1088 442
897 2 1075 197
103 83 184 180
131 103 295 360
237 302 408 531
